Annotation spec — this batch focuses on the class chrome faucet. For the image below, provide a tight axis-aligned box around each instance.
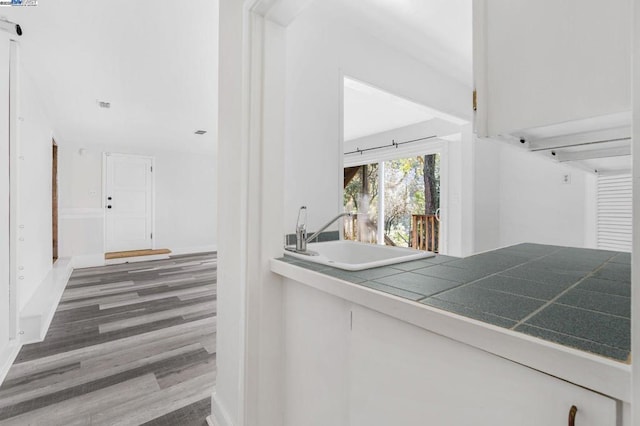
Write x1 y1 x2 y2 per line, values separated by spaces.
286 206 353 255
296 206 308 252
306 212 353 244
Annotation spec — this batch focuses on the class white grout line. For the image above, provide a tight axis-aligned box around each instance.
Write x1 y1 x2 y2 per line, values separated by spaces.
513 257 621 328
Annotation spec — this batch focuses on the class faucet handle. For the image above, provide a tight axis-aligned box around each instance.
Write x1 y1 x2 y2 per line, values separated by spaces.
296 206 308 251
296 206 308 230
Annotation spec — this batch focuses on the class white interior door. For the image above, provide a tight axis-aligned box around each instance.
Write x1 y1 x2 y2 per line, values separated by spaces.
104 154 154 252
0 36 11 353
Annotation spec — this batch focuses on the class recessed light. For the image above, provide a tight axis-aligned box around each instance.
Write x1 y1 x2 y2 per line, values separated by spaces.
194 130 207 135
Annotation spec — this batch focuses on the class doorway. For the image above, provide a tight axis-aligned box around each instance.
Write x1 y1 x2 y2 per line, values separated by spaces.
103 153 155 253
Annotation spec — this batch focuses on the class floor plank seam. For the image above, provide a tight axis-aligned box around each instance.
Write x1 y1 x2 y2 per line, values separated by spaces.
0 253 217 425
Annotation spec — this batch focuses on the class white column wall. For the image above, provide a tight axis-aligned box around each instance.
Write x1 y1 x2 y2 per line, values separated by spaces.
472 137 501 253
0 35 11 366
16 72 54 311
630 0 640 423
214 0 253 424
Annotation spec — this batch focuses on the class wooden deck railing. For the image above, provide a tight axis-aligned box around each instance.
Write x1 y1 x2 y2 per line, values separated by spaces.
343 214 438 251
411 214 438 253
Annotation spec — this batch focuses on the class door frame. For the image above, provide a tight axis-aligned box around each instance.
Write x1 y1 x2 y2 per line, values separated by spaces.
8 40 18 340
52 140 58 261
102 152 156 254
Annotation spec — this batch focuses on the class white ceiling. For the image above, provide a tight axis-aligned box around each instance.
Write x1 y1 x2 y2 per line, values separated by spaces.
4 0 469 152
329 0 473 88
3 0 218 152
344 77 466 142
344 77 433 141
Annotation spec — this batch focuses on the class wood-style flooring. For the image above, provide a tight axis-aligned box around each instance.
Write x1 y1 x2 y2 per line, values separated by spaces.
0 252 217 426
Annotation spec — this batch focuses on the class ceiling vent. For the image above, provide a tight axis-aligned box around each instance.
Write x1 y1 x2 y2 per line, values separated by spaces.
194 130 207 135
97 101 111 109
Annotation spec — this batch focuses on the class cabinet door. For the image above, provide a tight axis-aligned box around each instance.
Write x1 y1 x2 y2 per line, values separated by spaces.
474 0 631 137
349 305 617 426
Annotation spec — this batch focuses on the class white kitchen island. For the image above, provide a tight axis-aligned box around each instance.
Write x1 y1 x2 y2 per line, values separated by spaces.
271 250 631 426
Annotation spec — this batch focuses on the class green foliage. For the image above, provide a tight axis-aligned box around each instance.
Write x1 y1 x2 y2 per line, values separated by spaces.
343 164 378 212
343 154 439 248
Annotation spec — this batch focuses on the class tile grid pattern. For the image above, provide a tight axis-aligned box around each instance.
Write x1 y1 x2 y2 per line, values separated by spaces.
0 252 217 426
280 243 631 361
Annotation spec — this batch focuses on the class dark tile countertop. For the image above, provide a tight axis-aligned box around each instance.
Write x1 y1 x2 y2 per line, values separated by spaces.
277 243 631 363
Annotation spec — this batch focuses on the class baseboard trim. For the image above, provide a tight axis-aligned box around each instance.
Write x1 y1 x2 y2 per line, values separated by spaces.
71 254 105 269
105 254 171 265
0 340 22 386
211 392 233 426
38 259 73 342
19 258 73 344
170 245 218 256
69 247 217 269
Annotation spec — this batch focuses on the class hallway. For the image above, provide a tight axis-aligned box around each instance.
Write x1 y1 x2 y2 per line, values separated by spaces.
0 252 217 425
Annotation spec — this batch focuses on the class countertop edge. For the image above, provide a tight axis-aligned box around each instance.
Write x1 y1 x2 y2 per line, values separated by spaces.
270 258 632 403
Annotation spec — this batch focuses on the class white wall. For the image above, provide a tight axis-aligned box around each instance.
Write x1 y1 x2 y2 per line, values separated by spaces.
449 124 475 257
343 119 462 159
284 0 471 235
58 143 217 264
473 139 597 253
473 138 501 253
214 5 289 423
214 0 247 423
584 173 598 249
0 35 12 367
631 0 640 421
499 144 594 248
17 72 54 311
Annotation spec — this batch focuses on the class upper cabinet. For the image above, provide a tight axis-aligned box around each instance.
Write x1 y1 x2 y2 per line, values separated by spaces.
473 0 632 139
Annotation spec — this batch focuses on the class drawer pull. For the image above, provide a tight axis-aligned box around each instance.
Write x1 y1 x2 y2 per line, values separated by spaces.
568 405 577 426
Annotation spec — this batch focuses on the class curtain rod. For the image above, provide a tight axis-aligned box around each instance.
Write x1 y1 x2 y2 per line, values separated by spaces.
345 135 437 155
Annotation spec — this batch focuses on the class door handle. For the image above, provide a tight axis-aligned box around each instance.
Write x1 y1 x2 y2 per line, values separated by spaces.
107 205 112 209
568 405 577 426
108 196 112 200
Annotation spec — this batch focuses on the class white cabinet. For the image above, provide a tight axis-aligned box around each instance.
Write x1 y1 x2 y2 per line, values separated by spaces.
474 0 631 138
280 277 622 426
349 305 618 426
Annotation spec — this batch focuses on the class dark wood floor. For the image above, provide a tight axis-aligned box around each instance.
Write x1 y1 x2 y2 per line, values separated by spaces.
0 252 217 426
